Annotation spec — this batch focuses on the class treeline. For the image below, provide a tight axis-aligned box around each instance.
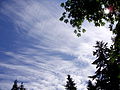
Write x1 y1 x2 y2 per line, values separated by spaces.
11 80 26 90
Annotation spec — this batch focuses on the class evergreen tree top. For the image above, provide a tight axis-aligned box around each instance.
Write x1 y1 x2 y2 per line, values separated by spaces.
65 75 77 90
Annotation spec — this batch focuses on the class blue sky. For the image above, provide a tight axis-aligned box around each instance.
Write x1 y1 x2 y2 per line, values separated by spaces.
0 0 113 90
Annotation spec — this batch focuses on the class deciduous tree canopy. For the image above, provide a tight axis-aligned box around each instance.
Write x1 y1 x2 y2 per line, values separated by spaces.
60 0 120 36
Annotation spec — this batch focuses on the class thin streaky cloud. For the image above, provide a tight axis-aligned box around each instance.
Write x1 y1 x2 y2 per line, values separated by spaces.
0 0 113 90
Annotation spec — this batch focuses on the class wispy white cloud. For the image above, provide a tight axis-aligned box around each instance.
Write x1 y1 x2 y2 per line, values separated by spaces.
0 0 113 90
1 50 92 90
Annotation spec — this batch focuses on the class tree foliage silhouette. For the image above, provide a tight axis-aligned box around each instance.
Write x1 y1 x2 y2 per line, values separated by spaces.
65 75 77 90
19 82 26 90
87 41 119 90
60 0 120 36
87 42 107 90
11 80 26 90
11 80 19 90
60 0 120 90
87 80 96 90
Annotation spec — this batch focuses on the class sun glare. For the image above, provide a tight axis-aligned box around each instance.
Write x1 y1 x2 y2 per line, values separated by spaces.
104 8 110 14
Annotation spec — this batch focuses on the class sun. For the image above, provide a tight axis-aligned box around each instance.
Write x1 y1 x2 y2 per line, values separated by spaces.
104 6 114 14
104 8 110 14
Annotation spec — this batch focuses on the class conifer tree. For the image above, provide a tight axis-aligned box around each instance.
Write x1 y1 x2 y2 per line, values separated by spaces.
87 80 96 90
19 82 26 90
65 75 77 90
11 80 19 90
11 80 26 90
88 41 120 90
88 41 110 89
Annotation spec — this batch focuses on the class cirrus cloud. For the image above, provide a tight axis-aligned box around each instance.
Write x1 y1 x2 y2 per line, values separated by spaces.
0 0 112 90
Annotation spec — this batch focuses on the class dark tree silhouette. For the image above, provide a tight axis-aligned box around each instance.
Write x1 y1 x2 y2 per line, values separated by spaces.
60 0 120 36
11 80 26 90
11 80 19 90
88 41 110 90
88 41 120 90
60 0 120 90
19 82 26 90
87 80 96 90
65 75 77 90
